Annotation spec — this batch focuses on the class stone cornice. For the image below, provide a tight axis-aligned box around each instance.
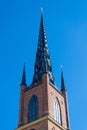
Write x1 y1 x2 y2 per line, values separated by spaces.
15 115 67 130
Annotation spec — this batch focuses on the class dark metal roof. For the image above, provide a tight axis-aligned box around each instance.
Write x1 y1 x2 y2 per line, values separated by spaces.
32 11 55 85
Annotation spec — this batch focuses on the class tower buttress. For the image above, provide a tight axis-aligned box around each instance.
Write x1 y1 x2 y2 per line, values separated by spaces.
18 63 27 127
61 69 70 130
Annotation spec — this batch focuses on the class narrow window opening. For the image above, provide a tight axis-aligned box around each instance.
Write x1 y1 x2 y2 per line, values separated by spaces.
54 98 62 125
29 95 38 122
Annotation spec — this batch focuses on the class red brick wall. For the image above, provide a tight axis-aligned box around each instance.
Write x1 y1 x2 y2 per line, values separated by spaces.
18 74 68 129
48 120 62 130
47 84 67 128
26 120 48 130
20 74 49 125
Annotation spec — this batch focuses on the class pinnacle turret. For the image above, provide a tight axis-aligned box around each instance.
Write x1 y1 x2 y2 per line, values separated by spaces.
61 68 66 91
21 63 26 85
32 10 55 85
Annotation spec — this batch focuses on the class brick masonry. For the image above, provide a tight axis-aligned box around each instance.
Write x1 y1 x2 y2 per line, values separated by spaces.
18 73 68 130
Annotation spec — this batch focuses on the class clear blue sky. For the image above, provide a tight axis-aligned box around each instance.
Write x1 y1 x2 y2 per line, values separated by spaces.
0 0 87 130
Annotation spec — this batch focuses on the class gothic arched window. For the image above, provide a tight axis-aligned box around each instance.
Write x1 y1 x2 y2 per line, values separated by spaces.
29 95 38 122
54 98 62 125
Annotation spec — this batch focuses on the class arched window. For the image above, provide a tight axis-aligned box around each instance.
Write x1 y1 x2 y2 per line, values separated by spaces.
54 98 62 125
29 95 38 122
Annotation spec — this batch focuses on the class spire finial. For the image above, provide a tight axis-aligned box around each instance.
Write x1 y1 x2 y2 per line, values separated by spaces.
60 65 66 91
60 65 63 72
21 63 26 86
41 8 43 14
40 8 44 24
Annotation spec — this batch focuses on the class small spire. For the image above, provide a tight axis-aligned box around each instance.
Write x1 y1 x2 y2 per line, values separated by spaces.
61 66 66 91
21 63 26 85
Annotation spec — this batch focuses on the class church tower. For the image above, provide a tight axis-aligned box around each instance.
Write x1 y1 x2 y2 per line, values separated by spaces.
16 10 70 130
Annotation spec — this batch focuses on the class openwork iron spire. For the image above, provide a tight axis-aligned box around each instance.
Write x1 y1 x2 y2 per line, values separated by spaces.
61 67 66 91
32 10 55 85
21 63 26 85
